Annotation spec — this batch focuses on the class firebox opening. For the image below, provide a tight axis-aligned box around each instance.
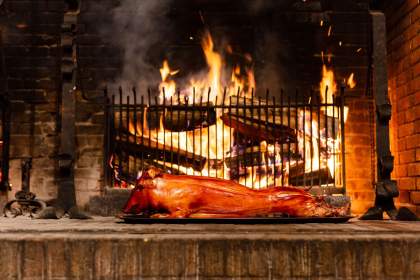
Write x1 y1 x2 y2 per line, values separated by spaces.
103 1 368 204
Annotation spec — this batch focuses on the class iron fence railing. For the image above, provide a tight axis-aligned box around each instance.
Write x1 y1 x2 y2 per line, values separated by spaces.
104 87 346 195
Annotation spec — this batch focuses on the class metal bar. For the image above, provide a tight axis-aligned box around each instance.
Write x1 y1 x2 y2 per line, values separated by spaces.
141 95 144 172
287 95 291 187
111 94 116 187
318 89 322 189
177 90 181 173
272 95 276 187
133 87 137 176
236 92 240 184
215 94 218 178
265 90 269 187
118 87 123 187
148 89 152 166
303 94 306 188
245 92 249 188
163 89 166 172
222 88 227 179
184 95 188 171
324 86 329 191
112 101 338 110
126 93 130 178
170 96 173 171
200 94 203 176
207 88 211 176
103 88 110 188
295 89 299 187
229 95 232 181
332 93 336 190
340 86 346 193
257 93 261 188
280 90 284 187
155 94 159 171
310 90 314 187
192 88 196 173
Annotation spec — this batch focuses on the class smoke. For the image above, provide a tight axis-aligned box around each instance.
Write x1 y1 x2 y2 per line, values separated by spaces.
255 30 296 97
244 1 297 97
101 0 173 93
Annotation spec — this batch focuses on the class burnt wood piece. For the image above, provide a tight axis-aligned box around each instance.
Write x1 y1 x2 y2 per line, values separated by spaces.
114 104 216 132
225 145 300 172
221 114 296 143
228 108 341 140
115 133 207 172
228 96 290 125
288 164 334 187
146 103 216 131
163 108 216 131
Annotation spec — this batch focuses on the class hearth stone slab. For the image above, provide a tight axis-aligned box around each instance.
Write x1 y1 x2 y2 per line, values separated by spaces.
0 217 419 279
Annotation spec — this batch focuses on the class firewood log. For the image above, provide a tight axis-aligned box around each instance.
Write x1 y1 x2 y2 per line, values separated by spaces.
288 163 334 186
221 115 296 143
114 133 207 172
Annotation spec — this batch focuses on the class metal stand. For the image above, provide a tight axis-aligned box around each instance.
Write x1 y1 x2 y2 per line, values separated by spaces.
36 0 90 219
361 12 417 220
3 158 46 217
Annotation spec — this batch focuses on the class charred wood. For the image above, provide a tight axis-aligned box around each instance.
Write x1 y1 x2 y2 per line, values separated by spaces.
115 133 207 172
221 115 296 143
288 164 334 186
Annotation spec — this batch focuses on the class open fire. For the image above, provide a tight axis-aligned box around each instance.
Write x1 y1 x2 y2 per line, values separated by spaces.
107 29 355 194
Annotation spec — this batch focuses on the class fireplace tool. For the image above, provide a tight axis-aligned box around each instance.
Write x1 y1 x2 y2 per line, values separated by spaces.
3 158 46 217
360 13 417 221
36 0 90 219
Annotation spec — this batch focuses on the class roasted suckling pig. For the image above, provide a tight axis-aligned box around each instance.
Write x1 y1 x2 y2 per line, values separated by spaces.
122 167 349 218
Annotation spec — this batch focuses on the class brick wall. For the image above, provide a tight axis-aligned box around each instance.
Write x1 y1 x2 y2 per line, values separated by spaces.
345 98 376 214
386 0 420 215
0 0 117 208
1 0 63 203
74 0 120 206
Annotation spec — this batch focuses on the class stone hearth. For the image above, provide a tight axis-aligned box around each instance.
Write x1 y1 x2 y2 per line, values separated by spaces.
0 218 419 279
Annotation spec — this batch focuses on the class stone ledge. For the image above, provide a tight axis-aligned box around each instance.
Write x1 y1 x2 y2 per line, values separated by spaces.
0 218 419 279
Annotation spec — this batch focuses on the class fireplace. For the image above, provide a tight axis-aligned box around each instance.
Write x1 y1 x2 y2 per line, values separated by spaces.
0 0 418 218
100 0 372 214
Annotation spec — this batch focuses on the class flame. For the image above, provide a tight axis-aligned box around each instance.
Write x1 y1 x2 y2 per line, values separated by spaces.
346 73 356 88
320 65 337 107
159 60 178 101
119 30 350 191
313 65 350 179
201 30 223 101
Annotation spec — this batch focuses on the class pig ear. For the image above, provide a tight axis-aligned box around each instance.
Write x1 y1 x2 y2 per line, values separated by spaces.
146 166 162 179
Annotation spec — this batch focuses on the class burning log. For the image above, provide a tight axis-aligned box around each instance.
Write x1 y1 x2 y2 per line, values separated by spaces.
221 115 296 143
147 103 216 131
115 133 207 172
224 144 300 172
288 163 334 187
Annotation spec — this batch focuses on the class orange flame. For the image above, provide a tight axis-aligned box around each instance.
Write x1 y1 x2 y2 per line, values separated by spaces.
122 30 350 191
347 73 356 89
159 60 178 101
